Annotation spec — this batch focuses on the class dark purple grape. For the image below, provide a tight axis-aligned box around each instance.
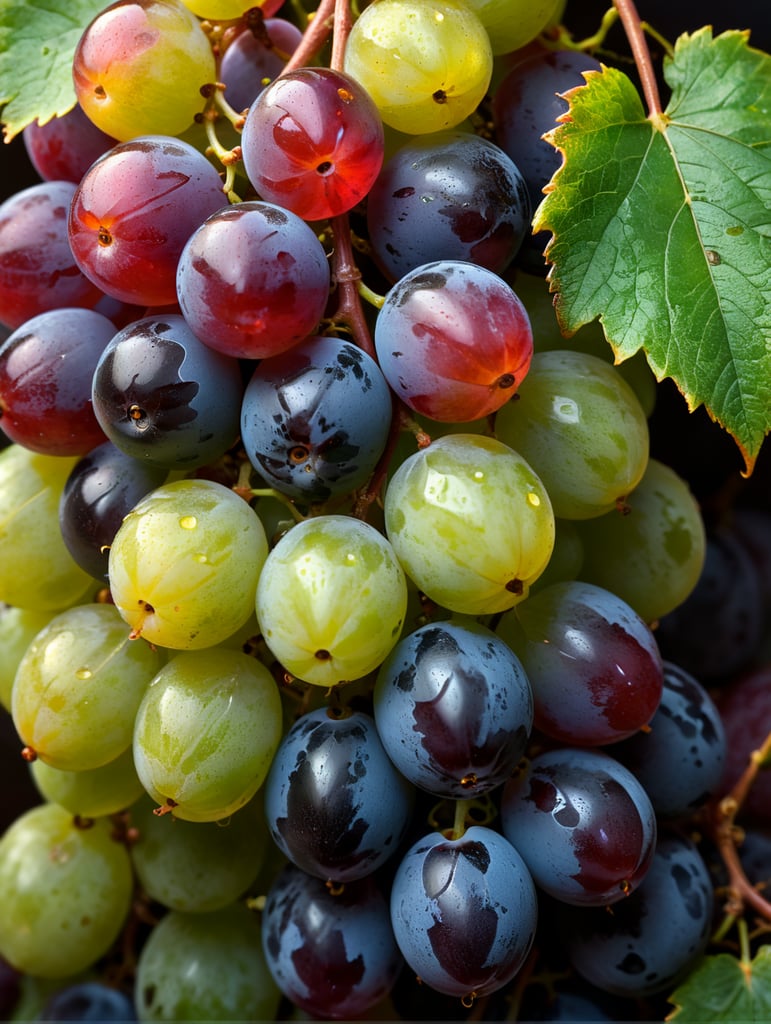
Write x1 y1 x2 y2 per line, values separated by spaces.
718 664 771 823
563 834 713 997
264 707 414 883
0 181 102 329
240 335 393 502
655 525 765 680
219 19 303 113
373 619 533 797
500 580 664 746
500 747 657 906
40 981 137 1021
366 131 530 282
23 104 117 184
58 440 168 580
0 307 115 456
91 314 243 469
606 660 726 817
493 49 603 210
262 864 403 1019
390 825 537 999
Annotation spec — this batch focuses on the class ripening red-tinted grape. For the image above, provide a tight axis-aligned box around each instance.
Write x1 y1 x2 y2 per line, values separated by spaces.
501 747 657 906
0 308 116 456
0 182 102 329
367 131 531 281
718 664 771 824
23 105 117 184
219 19 303 114
176 201 330 359
374 260 533 421
241 67 384 221
68 135 226 307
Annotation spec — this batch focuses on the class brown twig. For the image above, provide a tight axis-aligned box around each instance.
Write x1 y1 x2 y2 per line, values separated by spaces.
612 0 663 116
281 0 336 75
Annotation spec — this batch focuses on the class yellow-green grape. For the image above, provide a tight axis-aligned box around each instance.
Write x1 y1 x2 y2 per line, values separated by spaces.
108 478 268 650
130 793 270 912
180 0 253 16
11 602 164 771
0 446 93 610
343 0 493 134
0 803 133 978
132 648 283 822
30 747 145 818
573 458 707 624
495 350 650 519
255 515 408 687
134 903 281 1022
464 0 562 55
73 0 217 142
384 433 555 615
0 606 53 711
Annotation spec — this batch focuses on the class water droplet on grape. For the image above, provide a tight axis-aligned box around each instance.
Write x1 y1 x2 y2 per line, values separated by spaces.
179 515 197 530
75 667 93 680
527 492 541 507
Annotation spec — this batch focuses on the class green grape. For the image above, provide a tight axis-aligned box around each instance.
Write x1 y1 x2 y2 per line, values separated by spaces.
530 517 584 594
0 606 53 711
495 350 650 519
108 479 268 650
255 515 408 687
12 602 164 771
130 793 269 912
573 458 707 624
180 0 251 16
134 902 281 1022
343 0 493 134
0 446 94 610
30 747 145 819
73 0 217 142
0 803 133 978
132 648 282 822
464 0 562 55
384 433 554 615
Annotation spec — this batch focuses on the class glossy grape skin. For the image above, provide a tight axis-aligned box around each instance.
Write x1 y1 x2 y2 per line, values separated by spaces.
0 308 115 456
375 261 533 422
573 458 707 624
501 748 657 906
606 661 726 818
68 136 226 307
494 49 604 209
496 580 664 746
40 982 137 1022
255 515 408 687
219 19 302 114
0 447 94 610
240 335 393 502
390 826 537 999
132 648 283 822
0 804 133 979
366 132 531 281
264 708 414 883
373 620 533 797
108 478 268 649
135 903 281 1022
176 201 330 360
23 104 117 184
58 441 168 581
12 602 164 771
130 793 269 911
73 0 217 142
343 0 493 135
91 315 243 469
262 864 403 1019
0 606 54 711
241 67 384 221
0 182 102 329
495 350 650 519
465 0 562 55
563 835 713 997
30 747 144 819
384 434 555 615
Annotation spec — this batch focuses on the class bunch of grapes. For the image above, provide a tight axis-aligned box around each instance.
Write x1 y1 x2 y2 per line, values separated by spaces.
0 0 769 1021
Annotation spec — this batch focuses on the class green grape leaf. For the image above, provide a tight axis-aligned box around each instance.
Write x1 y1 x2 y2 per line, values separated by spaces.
534 28 771 475
667 947 771 1021
0 0 106 142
